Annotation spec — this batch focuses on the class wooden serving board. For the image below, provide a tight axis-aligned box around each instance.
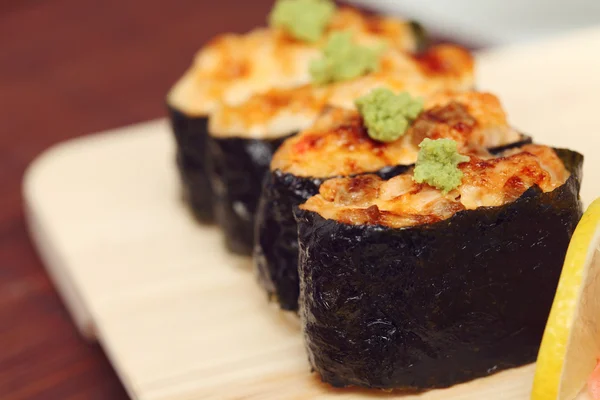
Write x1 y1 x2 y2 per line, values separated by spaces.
23 28 600 400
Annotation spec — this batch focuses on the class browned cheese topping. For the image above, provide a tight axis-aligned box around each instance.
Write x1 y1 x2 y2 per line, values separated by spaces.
168 7 420 115
270 91 521 177
300 144 570 228
209 44 474 137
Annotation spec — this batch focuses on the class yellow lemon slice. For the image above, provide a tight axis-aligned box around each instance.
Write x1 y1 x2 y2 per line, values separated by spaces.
532 198 600 400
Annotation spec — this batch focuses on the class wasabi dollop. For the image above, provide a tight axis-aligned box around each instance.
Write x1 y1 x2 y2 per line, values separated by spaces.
413 138 470 193
355 88 423 142
310 31 383 85
269 0 335 43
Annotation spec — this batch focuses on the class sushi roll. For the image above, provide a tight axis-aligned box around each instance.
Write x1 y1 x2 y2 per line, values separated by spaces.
295 143 583 390
255 90 532 311
209 43 474 255
166 2 423 223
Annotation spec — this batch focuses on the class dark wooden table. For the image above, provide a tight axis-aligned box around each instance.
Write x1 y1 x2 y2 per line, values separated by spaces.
0 1 274 398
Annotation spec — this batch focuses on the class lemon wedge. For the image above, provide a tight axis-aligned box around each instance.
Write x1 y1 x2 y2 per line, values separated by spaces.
532 198 600 400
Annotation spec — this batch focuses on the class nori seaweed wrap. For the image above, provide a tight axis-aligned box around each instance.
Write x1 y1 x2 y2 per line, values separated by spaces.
255 91 531 311
168 106 213 222
166 7 423 224
206 134 294 255
255 164 411 310
295 146 583 390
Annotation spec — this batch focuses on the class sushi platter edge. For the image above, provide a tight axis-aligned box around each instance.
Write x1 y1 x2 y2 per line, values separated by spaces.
23 27 600 400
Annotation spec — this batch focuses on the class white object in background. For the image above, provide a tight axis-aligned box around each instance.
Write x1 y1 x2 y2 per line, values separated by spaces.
348 0 600 46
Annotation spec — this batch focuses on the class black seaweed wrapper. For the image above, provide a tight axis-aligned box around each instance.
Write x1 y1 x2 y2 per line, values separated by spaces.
254 164 409 311
254 135 533 311
294 148 583 390
168 105 214 223
208 133 295 255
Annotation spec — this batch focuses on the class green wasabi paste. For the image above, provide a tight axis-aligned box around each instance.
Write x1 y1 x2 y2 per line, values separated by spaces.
355 88 423 142
310 31 384 85
413 138 470 193
269 0 336 43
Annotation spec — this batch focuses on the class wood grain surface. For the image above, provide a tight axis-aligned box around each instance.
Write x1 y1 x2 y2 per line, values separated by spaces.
0 1 273 398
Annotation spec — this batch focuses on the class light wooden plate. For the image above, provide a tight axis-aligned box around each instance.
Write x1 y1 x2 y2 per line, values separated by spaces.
23 28 600 400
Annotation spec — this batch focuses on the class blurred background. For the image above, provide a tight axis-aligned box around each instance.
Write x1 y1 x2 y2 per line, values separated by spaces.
1 0 599 398
350 0 600 47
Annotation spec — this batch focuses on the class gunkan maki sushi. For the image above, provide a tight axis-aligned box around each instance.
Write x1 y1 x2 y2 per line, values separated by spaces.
166 1 423 223
295 142 583 390
255 89 532 311
209 43 474 255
